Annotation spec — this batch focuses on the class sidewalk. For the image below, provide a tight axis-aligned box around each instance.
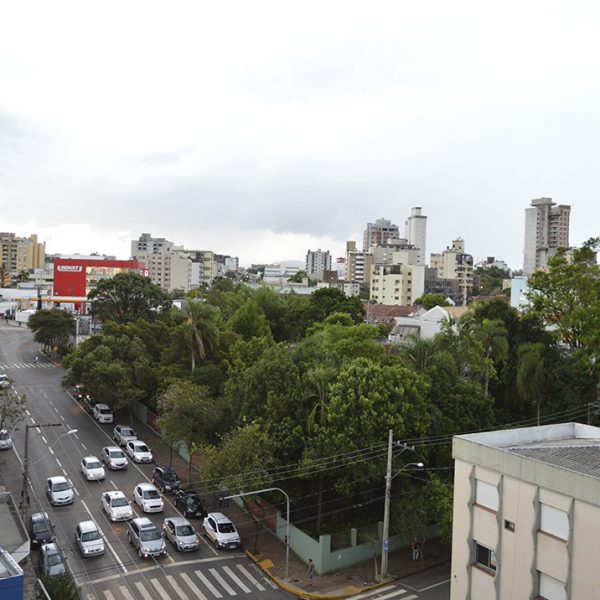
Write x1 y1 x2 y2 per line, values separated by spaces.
128 415 452 599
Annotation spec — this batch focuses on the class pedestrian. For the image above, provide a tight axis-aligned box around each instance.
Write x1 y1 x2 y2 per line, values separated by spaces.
411 538 420 561
308 558 316 585
34 354 39 366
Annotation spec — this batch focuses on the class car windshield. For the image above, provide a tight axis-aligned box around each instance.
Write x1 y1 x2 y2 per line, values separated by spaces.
33 522 50 534
176 525 194 536
122 428 134 435
109 450 124 458
217 522 236 533
100 408 111 414
0 431 9 440
136 444 149 453
143 489 160 499
46 552 62 566
112 497 128 507
186 497 201 508
87 461 102 469
52 481 70 491
140 529 161 541
82 530 101 542
163 471 177 481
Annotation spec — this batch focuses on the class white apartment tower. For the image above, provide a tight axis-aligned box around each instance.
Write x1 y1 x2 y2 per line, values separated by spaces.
363 218 400 251
305 249 332 276
405 207 427 265
131 233 174 257
523 198 571 275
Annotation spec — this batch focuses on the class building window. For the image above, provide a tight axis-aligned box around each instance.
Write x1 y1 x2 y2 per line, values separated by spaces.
538 571 567 600
474 542 496 573
540 504 568 541
475 479 499 512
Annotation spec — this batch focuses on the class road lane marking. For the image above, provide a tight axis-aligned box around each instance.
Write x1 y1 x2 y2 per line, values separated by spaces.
166 574 190 599
374 589 409 600
102 591 116 600
118 586 136 600
350 584 396 599
41 436 47 444
209 568 237 596
81 498 128 574
135 581 153 599
235 564 265 591
180 573 209 600
223 565 250 593
151 578 170 597
56 459 62 467
195 570 223 597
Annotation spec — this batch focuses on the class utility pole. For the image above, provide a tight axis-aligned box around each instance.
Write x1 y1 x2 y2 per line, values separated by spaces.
20 422 62 514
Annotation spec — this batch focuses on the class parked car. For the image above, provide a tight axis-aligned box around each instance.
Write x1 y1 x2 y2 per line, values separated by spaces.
126 440 153 463
93 403 114 424
72 384 85 401
83 395 95 414
0 429 12 450
46 476 74 506
113 424 137 446
80 456 106 481
202 512 241 550
127 517 167 559
102 490 133 521
0 374 11 389
152 465 181 493
163 517 199 552
75 520 105 557
28 512 54 549
174 490 208 519
41 542 66 577
101 446 128 470
133 483 164 513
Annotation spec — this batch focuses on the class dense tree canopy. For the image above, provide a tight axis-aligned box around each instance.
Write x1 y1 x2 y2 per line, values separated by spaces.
28 308 75 353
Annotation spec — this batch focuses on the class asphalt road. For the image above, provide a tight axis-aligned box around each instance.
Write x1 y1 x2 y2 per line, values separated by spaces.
0 323 291 600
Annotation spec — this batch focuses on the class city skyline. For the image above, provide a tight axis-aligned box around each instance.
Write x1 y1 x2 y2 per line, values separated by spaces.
1 2 599 268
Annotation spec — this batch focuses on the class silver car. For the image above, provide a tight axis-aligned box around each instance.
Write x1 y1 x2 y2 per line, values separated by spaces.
75 520 105 557
163 517 199 552
127 517 167 559
101 446 128 470
0 429 12 450
41 542 66 577
46 476 74 506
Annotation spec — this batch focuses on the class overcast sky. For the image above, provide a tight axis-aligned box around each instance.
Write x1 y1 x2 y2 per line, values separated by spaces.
1 1 599 269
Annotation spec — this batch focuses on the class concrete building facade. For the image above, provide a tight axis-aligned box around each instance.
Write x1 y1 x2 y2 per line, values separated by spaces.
305 249 332 277
451 423 600 600
404 207 427 265
363 218 400 251
0 232 45 283
131 233 174 257
369 264 425 306
430 239 473 305
523 198 571 275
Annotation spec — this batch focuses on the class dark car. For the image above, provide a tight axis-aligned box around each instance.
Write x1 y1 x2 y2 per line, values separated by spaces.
29 512 54 549
152 465 181 493
83 395 95 414
174 490 208 519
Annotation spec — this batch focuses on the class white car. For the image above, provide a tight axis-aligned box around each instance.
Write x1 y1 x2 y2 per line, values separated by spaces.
75 520 105 557
126 440 153 463
101 446 128 470
203 512 241 550
41 542 66 577
0 374 10 389
112 424 137 446
93 403 114 424
80 456 106 481
163 517 199 552
46 476 74 506
102 490 133 521
133 483 164 513
0 429 12 450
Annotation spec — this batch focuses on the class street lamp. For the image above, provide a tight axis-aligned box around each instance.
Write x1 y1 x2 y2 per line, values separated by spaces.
223 487 291 580
20 425 78 512
380 429 424 580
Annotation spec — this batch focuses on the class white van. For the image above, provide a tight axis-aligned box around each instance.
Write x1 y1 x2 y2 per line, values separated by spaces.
93 404 114 424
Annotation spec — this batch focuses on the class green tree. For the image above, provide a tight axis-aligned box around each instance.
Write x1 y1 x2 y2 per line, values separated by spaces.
307 287 365 324
227 298 273 341
0 387 26 431
16 269 30 283
287 269 310 283
202 423 278 493
0 263 6 287
412 293 451 310
526 238 600 382
157 381 219 483
37 574 78 599
88 272 172 324
468 318 509 398
181 301 219 372
473 265 510 295
28 309 75 353
516 342 546 426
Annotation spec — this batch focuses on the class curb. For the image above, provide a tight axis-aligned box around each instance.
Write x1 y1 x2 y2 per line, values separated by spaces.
245 550 391 600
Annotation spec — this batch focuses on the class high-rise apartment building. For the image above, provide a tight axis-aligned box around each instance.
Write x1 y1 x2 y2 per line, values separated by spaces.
405 207 427 265
131 233 174 257
305 249 332 276
363 218 400 251
346 241 373 283
0 232 45 283
369 264 425 306
523 198 571 275
430 239 473 306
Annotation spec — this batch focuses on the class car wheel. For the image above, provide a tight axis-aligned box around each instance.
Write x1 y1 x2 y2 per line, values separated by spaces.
127 532 131 544
138 547 143 559
214 538 219 550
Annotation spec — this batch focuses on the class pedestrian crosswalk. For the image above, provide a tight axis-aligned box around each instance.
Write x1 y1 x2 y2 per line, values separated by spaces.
0 362 55 369
350 584 418 600
86 561 278 600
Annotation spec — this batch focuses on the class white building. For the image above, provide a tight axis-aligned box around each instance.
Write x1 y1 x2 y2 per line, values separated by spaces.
430 239 473 306
452 423 600 600
404 207 427 265
388 305 450 343
131 233 174 257
523 198 571 275
371 239 421 267
369 264 425 306
305 249 332 276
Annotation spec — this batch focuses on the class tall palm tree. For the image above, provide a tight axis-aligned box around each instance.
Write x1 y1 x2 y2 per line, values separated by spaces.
517 342 546 426
182 301 219 372
471 319 509 398
401 336 437 373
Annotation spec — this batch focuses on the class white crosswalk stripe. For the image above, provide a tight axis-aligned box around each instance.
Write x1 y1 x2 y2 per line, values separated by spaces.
180 572 210 600
118 586 136 600
376 588 410 600
103 591 117 600
134 581 153 599
166 574 191 599
195 569 223 598
235 564 266 591
351 584 397 600
151 578 169 597
222 565 251 593
209 567 238 596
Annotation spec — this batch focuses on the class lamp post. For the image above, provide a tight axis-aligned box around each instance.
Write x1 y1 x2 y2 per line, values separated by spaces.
380 429 424 580
223 487 290 580
20 424 78 513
